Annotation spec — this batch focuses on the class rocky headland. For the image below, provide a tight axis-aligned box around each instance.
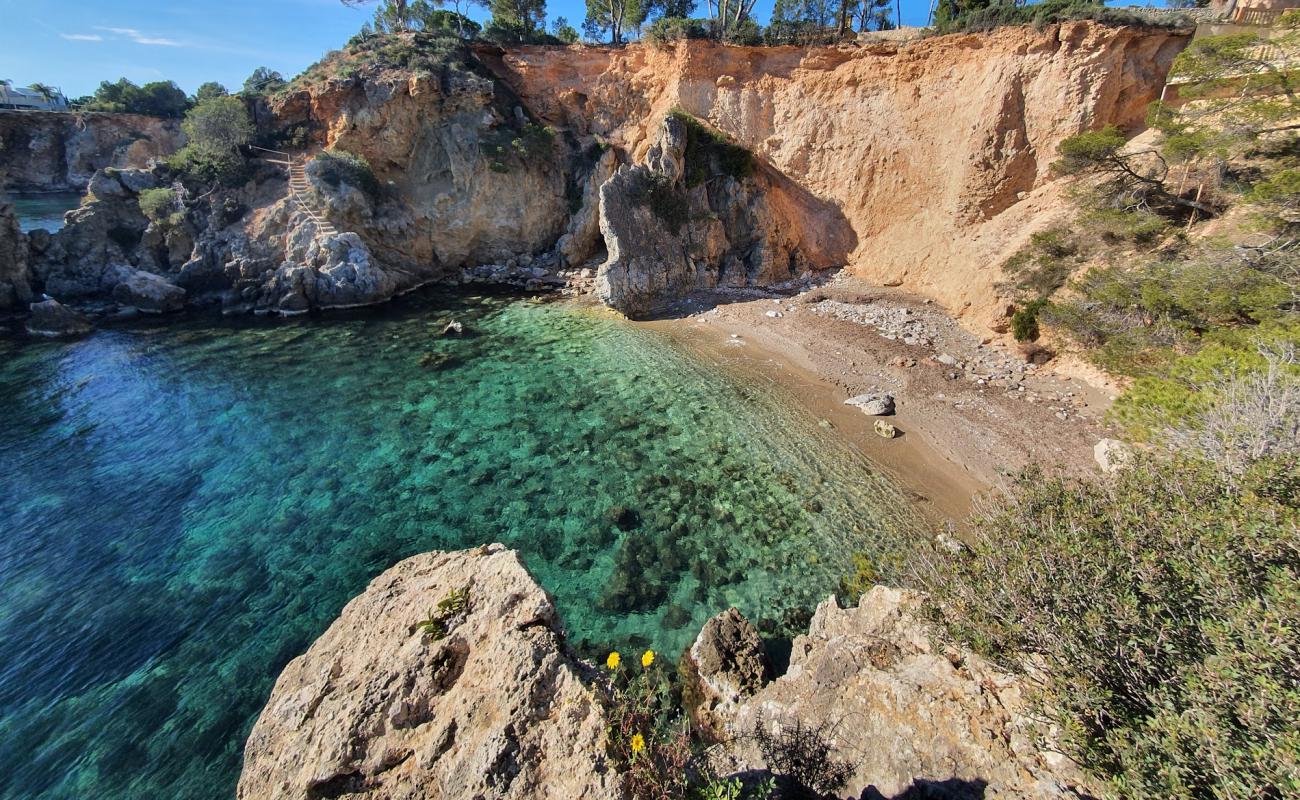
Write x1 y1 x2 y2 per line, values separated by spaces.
0 110 182 192
0 22 1187 327
239 545 1087 799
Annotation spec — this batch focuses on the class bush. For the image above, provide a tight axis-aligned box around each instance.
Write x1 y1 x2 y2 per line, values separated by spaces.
667 111 755 187
915 456 1300 799
935 0 1187 34
1010 299 1045 342
752 720 855 796
137 187 177 224
645 17 712 43
312 149 379 196
999 226 1081 301
166 146 249 187
182 95 254 155
479 122 555 174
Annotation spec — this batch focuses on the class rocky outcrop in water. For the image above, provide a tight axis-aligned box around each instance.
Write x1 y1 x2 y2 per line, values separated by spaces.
0 198 31 309
237 545 625 800
0 110 183 191
26 298 92 337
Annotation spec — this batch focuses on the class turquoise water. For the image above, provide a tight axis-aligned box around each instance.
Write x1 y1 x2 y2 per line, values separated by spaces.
10 192 82 233
0 290 923 799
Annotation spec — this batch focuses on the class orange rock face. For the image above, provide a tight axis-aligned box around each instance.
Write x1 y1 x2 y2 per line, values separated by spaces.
479 23 1189 328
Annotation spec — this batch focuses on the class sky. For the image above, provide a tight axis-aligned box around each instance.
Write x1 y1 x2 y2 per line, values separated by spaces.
0 0 1156 98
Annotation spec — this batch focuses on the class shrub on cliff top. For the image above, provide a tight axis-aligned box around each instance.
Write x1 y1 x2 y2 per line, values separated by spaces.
915 455 1300 799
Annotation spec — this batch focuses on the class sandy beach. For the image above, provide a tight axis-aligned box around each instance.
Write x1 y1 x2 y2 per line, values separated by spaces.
648 275 1119 527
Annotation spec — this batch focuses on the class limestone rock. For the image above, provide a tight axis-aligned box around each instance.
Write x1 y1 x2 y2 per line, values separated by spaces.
686 608 773 734
1093 438 1131 473
0 199 32 309
0 112 182 191
111 268 186 313
26 298 92 338
844 392 895 416
237 545 626 800
490 23 1188 329
595 117 838 317
721 588 1088 799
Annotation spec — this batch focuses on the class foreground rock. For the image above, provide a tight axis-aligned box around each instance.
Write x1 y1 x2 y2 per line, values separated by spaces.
684 608 773 736
715 587 1086 799
26 298 92 338
237 545 624 800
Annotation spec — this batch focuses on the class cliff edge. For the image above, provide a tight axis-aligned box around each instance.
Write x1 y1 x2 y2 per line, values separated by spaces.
240 548 1086 799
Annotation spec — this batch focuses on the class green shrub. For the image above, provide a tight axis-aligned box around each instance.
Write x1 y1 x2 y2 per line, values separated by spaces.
645 17 712 43
935 0 1187 34
1109 318 1300 442
312 149 380 196
165 146 250 187
1010 299 1045 342
1000 226 1081 301
916 456 1300 799
137 187 177 224
667 110 754 187
630 172 690 235
1083 208 1168 246
479 123 555 174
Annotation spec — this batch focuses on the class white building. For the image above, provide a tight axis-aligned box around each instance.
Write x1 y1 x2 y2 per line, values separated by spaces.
0 81 70 111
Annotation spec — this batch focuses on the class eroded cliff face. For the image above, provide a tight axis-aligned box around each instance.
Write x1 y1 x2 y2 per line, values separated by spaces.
238 545 624 800
0 111 183 191
271 65 573 273
483 22 1189 326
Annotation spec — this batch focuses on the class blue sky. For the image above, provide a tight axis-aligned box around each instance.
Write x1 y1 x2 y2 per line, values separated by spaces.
1 0 1152 98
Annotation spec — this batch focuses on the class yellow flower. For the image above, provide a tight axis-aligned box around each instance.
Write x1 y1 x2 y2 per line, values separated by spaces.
606 651 621 670
630 733 645 754
641 649 655 668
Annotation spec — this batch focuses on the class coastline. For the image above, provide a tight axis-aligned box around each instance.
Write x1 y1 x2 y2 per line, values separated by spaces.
643 276 1115 528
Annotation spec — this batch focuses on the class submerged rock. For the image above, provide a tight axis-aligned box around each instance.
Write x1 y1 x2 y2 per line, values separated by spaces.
26 298 92 338
237 545 625 800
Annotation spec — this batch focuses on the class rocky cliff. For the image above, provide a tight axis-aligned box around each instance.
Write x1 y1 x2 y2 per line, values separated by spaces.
0 111 182 191
483 22 1189 325
241 548 1085 800
9 24 1187 323
0 199 31 309
238 545 624 800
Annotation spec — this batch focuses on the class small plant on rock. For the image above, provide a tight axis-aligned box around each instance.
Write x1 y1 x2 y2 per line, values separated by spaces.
416 586 470 640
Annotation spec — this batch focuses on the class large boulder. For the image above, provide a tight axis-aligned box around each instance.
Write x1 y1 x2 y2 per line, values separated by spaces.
715 589 1088 799
237 545 626 800
26 298 92 338
111 267 186 313
595 116 842 317
684 608 773 736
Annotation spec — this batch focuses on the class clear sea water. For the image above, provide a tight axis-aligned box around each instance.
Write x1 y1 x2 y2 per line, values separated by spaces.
10 192 82 233
0 289 924 799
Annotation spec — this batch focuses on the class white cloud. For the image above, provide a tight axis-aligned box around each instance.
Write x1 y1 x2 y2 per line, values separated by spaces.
59 33 103 41
95 26 183 47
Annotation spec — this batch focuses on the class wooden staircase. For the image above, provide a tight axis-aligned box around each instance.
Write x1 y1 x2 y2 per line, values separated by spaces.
286 160 339 238
251 146 339 239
